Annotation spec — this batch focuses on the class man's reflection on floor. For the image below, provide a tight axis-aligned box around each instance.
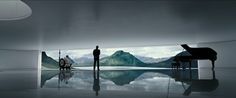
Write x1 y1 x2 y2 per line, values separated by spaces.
93 70 100 96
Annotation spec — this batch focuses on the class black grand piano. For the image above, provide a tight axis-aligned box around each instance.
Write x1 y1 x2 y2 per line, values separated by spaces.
174 44 217 69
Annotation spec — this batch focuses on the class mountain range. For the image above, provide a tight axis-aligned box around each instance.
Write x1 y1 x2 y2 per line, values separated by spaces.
73 53 108 66
41 50 197 69
134 55 169 63
149 51 197 68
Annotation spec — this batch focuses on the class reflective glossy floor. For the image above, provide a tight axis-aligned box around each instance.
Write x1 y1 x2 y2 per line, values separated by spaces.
0 68 236 98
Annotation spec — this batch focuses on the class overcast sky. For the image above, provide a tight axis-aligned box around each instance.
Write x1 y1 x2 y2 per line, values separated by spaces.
45 44 196 60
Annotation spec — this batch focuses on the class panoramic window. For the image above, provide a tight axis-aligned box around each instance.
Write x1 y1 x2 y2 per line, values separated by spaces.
42 44 197 70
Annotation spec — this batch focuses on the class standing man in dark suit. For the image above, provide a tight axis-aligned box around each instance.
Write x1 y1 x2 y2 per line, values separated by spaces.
93 45 100 70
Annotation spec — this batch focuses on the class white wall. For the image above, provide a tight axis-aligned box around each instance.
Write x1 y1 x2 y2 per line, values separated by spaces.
0 50 40 70
197 41 236 69
197 41 236 79
0 50 41 90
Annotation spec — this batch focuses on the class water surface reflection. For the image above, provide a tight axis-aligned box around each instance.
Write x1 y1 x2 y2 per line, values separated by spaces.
41 68 218 96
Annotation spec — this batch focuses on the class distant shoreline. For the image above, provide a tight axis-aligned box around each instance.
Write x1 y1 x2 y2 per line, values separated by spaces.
42 66 198 71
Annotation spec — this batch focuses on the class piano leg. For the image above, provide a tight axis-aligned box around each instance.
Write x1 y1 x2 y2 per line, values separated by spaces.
189 61 192 70
211 60 215 70
189 61 192 79
212 69 216 79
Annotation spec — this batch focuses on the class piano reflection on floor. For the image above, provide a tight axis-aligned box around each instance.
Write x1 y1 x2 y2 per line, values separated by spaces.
171 69 218 96
172 44 217 70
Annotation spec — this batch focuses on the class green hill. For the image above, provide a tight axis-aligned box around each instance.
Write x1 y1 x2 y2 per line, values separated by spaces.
42 52 59 69
100 50 146 66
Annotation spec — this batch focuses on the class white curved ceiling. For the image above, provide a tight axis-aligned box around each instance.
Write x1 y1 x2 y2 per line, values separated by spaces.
0 0 32 20
0 0 236 50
